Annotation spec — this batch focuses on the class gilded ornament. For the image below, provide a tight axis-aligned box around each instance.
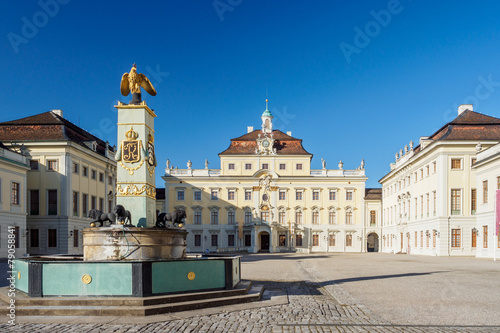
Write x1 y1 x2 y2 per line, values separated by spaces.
17 271 20 280
187 272 196 280
82 274 92 284
120 64 157 105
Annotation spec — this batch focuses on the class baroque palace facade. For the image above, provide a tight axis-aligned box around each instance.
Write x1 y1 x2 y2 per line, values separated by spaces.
379 105 500 258
0 110 117 256
162 104 382 253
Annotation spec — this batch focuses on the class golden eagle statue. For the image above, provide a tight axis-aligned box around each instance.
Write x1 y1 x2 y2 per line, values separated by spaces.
120 64 157 104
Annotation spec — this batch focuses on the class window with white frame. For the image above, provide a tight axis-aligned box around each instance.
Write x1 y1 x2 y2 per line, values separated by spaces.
329 190 336 200
279 210 285 224
228 163 235 170
312 210 319 224
345 208 353 224
329 209 336 224
295 210 302 224
312 190 320 201
210 208 219 224
244 210 252 224
177 190 185 201
295 190 303 201
451 189 461 215
346 190 353 201
227 190 235 201
194 209 202 224
211 190 219 201
227 210 235 224
194 190 202 201
279 190 286 200
244 190 252 201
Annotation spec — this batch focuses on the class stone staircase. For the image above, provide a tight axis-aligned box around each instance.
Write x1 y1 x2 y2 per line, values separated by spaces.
0 280 263 316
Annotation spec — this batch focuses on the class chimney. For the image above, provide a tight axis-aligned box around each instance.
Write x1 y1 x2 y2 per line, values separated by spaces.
51 109 63 118
247 126 254 133
458 104 473 115
287 131 292 136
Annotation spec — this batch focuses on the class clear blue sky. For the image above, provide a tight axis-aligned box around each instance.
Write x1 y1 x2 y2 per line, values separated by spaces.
3 1 500 188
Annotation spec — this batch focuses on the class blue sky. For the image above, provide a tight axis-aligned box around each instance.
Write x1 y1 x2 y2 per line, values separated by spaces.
3 1 500 188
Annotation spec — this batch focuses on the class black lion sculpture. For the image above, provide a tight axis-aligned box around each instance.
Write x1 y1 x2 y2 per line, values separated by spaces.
88 209 115 227
113 204 132 226
156 208 186 228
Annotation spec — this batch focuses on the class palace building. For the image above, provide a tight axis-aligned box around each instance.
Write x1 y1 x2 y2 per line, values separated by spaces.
379 105 500 257
163 103 381 253
0 110 117 256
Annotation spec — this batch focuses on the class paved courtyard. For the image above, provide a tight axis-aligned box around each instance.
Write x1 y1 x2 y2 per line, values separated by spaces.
2 253 500 332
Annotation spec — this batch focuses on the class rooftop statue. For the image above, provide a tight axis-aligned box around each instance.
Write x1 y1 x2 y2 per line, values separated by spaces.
120 64 157 104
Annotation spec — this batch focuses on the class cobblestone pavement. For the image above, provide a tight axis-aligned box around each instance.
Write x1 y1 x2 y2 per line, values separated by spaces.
2 254 500 332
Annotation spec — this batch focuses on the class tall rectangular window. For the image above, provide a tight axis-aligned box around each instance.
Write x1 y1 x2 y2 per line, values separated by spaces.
210 234 219 246
312 211 319 224
227 190 235 200
329 234 335 246
471 189 477 214
13 227 19 248
211 234 218 247
91 169 97 180
346 211 353 224
295 211 302 224
451 229 461 247
426 231 429 247
48 229 57 247
261 211 270 222
194 211 202 224
426 193 429 216
451 189 461 215
433 161 437 173
228 234 235 247
30 190 39 215
91 196 96 210
244 211 252 224
83 166 88 177
194 234 201 247
193 190 202 201
296 234 303 247
433 191 436 215
73 230 79 247
497 176 500 190
420 231 423 247
72 191 79 216
312 234 319 246
82 194 88 217
30 229 39 248
244 190 252 201
108 175 113 185
48 190 57 215
414 198 418 218
11 182 20 205
99 197 103 211
329 210 336 224
433 232 436 248
483 181 488 203
211 210 218 224
73 163 79 174
346 234 352 247
279 211 285 224
370 211 376 226
472 228 477 248
245 234 252 247
415 231 417 247
228 211 235 224
483 226 488 248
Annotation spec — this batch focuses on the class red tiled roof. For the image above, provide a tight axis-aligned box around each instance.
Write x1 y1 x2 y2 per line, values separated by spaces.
0 111 114 157
429 110 500 141
219 129 312 156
